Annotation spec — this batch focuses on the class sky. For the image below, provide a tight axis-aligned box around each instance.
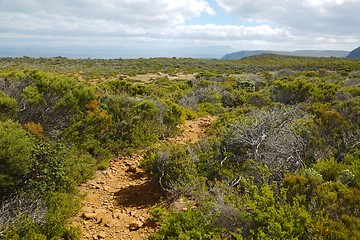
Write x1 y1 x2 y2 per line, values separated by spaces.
0 0 359 58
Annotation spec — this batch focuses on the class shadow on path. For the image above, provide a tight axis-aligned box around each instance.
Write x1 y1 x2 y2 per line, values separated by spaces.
114 179 166 208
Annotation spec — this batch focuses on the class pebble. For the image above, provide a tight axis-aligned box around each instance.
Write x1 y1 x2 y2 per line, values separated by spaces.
129 220 143 231
83 212 97 220
127 165 137 173
130 210 136 217
97 231 107 239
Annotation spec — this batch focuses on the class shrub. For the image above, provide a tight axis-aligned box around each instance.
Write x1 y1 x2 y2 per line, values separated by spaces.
0 91 17 120
149 208 224 240
221 106 309 182
41 192 81 239
0 120 34 195
313 157 345 181
0 70 97 138
24 122 44 138
0 193 47 239
142 144 198 194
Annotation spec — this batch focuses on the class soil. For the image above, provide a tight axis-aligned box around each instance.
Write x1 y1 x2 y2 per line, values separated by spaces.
70 116 217 240
75 72 196 85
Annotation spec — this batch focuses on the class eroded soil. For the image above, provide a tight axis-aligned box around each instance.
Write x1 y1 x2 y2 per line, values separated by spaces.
70 116 216 240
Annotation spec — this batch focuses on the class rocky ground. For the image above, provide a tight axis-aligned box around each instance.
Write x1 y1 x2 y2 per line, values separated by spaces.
70 116 216 240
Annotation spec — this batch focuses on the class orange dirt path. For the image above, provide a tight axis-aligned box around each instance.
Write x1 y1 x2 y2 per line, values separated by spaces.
70 116 216 240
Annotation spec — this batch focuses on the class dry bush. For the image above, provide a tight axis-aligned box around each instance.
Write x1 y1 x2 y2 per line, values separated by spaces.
0 193 47 236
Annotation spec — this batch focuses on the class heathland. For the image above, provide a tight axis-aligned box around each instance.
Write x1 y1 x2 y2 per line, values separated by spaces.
0 55 359 239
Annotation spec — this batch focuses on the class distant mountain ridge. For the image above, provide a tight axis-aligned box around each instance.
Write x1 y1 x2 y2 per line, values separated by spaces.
347 46 360 58
221 50 350 60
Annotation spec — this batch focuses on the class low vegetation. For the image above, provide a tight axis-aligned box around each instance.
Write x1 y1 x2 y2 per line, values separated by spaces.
0 55 359 239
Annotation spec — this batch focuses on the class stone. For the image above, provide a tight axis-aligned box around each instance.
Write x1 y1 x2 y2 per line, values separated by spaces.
94 208 107 215
105 171 113 179
97 231 107 239
127 165 137 173
129 220 143 231
171 197 195 211
110 167 118 172
82 206 94 213
97 213 114 227
113 209 128 219
82 212 97 220
104 220 115 227
130 210 136 217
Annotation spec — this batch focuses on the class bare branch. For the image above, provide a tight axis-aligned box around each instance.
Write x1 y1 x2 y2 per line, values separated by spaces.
0 193 47 236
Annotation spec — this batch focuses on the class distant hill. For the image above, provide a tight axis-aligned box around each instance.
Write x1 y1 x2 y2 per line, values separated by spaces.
347 46 360 58
221 50 349 60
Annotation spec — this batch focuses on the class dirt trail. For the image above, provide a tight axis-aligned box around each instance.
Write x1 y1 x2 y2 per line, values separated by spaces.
70 116 217 240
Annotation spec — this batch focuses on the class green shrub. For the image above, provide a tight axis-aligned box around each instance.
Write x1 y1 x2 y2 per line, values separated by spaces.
149 208 223 240
313 157 345 181
41 192 81 239
0 120 34 195
0 91 18 120
142 144 199 193
0 70 97 138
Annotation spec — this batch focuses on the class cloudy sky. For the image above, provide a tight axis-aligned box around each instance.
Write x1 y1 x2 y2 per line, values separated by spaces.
0 0 359 58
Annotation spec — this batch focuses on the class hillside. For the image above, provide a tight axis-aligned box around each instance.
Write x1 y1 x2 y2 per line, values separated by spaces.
0 56 359 239
347 46 360 58
222 50 349 59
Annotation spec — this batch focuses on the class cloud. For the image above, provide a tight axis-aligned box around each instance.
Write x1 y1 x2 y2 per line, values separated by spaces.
0 0 215 32
215 0 360 35
0 0 285 45
0 0 359 57
171 24 288 40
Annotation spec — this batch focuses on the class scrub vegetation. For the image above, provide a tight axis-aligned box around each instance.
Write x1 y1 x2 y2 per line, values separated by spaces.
0 55 359 239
